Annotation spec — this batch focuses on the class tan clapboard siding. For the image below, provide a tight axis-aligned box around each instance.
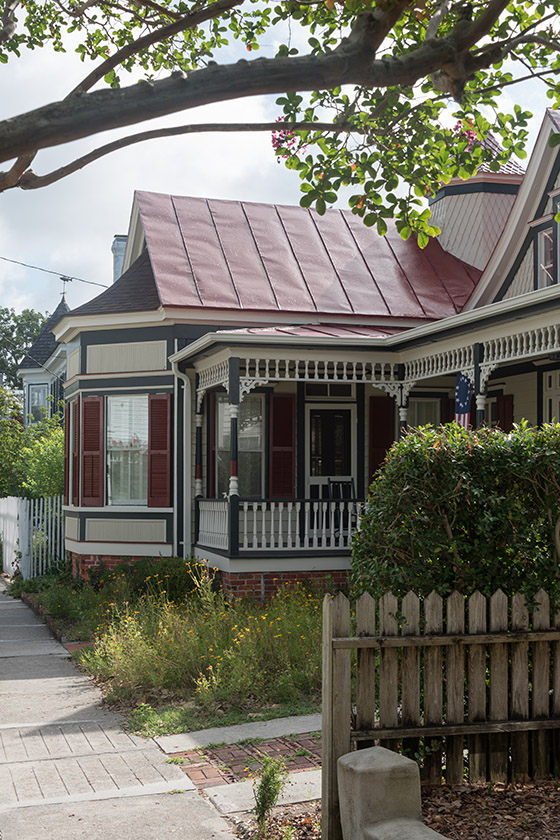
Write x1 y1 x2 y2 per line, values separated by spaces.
66 348 81 381
64 515 79 541
87 341 167 374
503 244 534 301
85 518 167 542
506 371 538 425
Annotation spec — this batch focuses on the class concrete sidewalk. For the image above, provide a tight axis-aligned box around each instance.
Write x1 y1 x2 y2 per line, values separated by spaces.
0 584 237 840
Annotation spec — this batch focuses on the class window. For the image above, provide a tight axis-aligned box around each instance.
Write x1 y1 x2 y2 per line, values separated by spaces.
216 395 263 497
538 228 554 288
408 399 441 427
28 384 48 423
106 395 148 505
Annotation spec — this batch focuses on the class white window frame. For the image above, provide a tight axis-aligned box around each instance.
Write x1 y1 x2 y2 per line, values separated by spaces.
407 398 441 428
538 228 554 289
106 394 149 506
28 383 49 424
215 394 265 498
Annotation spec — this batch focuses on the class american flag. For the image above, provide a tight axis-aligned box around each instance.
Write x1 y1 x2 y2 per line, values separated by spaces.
454 373 471 429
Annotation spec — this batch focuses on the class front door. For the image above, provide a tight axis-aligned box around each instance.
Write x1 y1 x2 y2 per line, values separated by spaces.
307 407 354 498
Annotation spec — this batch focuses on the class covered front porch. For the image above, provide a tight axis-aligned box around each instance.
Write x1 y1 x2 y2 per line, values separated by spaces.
170 295 560 586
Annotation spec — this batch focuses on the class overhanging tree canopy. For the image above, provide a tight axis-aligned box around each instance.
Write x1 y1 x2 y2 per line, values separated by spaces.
1 1 559 236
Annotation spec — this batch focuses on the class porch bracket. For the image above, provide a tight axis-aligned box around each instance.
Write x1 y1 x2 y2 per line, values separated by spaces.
479 362 500 394
375 381 416 406
239 377 269 400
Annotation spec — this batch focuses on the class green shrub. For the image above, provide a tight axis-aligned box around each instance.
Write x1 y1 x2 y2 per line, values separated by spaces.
352 422 560 605
88 556 198 603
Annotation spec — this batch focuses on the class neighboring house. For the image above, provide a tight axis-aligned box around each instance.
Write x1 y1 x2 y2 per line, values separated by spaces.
53 109 560 597
18 298 70 423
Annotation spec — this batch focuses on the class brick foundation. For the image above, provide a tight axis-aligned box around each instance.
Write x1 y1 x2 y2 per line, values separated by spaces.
69 552 145 579
219 569 348 601
69 551 348 600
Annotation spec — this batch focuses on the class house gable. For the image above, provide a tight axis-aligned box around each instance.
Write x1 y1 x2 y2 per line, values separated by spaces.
465 110 560 310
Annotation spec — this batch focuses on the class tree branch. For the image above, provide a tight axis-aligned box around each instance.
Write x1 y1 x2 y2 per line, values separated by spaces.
69 0 245 95
14 120 354 190
0 154 36 191
0 0 19 45
424 0 452 41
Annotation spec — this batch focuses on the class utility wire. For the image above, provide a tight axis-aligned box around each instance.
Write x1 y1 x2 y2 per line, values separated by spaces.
1 332 66 385
0 255 109 288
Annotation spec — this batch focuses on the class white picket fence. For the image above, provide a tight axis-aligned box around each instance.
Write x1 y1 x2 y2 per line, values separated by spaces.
0 495 64 579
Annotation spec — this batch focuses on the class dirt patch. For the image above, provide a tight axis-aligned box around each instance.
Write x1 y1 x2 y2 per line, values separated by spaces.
230 782 560 840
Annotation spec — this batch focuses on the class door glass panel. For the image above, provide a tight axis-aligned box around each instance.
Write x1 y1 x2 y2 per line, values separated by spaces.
309 410 351 477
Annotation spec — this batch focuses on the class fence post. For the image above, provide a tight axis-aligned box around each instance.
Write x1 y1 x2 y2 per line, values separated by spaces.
18 498 30 579
322 592 351 840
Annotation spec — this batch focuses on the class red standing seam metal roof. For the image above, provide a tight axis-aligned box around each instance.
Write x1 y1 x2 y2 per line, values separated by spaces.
136 191 481 321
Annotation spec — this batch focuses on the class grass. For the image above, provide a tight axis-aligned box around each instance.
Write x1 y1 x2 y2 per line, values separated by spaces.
8 557 323 734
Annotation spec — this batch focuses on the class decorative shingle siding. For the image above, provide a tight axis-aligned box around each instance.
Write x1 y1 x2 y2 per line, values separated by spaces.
430 191 517 271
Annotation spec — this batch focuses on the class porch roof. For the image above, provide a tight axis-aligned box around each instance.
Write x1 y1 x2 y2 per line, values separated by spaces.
214 323 405 339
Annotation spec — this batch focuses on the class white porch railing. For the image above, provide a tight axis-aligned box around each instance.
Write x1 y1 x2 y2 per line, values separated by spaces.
197 499 229 550
196 497 363 553
0 495 64 578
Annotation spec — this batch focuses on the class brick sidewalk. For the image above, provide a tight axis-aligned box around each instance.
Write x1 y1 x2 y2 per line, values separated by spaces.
169 732 322 789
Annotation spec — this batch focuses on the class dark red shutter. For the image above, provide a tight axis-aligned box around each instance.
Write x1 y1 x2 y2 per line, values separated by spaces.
72 398 80 507
63 407 70 505
81 396 104 507
496 394 514 432
148 393 171 507
369 395 395 483
269 394 295 499
440 397 454 424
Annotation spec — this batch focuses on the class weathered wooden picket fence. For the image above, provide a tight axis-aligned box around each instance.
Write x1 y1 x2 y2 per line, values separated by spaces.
0 495 64 579
322 590 560 840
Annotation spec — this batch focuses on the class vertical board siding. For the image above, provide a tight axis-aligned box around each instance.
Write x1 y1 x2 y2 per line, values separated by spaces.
322 589 560 840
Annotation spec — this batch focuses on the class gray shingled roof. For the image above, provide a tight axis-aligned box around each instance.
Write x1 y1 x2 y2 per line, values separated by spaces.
19 298 71 370
69 250 161 317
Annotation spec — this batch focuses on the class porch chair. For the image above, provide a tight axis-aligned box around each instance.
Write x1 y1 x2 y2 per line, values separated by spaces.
327 478 358 540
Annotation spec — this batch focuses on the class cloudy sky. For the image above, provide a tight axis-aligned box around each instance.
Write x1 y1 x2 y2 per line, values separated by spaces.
0 34 553 318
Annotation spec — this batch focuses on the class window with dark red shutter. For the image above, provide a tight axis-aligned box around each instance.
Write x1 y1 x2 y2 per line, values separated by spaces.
63 407 70 506
148 393 171 507
369 395 395 482
269 393 295 499
81 396 103 507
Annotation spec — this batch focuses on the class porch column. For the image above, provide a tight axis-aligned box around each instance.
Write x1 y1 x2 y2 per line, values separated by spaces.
228 357 240 498
195 410 203 497
474 342 486 428
398 403 408 437
397 366 408 438
228 358 240 557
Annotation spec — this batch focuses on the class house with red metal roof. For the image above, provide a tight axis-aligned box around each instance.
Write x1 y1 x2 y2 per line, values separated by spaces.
53 109 560 596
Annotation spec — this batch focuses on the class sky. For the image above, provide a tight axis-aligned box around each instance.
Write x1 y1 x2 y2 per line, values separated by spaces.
0 32 554 318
